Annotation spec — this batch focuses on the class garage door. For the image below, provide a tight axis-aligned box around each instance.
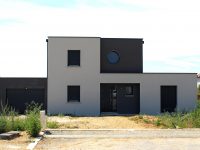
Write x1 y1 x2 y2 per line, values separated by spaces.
6 88 45 113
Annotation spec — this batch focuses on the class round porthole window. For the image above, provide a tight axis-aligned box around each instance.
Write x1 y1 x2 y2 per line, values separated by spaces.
106 51 120 64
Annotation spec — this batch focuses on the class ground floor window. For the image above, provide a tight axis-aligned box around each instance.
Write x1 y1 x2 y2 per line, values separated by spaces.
67 86 80 102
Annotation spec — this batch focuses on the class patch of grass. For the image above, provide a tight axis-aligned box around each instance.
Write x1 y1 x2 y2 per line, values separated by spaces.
154 101 200 128
143 118 151 124
64 123 79 129
58 113 64 117
138 115 143 119
47 121 59 129
154 119 161 126
127 101 200 129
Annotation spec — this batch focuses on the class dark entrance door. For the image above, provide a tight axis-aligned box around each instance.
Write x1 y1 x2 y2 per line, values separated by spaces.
6 88 45 113
117 84 140 114
161 86 177 113
100 84 140 114
100 84 117 112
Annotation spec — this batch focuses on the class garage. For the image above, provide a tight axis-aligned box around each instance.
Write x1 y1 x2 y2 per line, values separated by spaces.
6 88 45 113
0 78 47 113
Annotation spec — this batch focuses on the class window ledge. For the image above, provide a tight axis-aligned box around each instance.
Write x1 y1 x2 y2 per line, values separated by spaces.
65 65 81 67
67 101 80 103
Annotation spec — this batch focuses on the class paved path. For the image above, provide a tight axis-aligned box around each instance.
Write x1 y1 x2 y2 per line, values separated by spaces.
35 129 200 150
45 129 200 138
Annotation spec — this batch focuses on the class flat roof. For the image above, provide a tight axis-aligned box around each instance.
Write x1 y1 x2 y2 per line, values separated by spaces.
48 36 100 38
47 36 143 40
142 72 197 74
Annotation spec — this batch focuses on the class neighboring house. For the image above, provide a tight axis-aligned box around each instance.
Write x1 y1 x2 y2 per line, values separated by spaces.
197 74 200 88
47 37 196 116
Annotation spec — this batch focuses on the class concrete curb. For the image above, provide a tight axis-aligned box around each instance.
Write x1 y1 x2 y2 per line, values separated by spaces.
26 132 44 150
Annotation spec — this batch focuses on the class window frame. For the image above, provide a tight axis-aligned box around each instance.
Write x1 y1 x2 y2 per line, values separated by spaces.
125 85 134 97
106 50 120 64
67 85 80 102
67 50 80 66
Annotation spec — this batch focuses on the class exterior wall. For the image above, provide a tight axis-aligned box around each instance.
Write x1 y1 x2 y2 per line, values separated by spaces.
47 37 100 116
100 73 197 115
100 38 143 73
48 37 196 116
0 78 47 111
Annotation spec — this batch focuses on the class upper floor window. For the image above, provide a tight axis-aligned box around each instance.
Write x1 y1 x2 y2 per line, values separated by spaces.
106 51 120 64
68 50 80 66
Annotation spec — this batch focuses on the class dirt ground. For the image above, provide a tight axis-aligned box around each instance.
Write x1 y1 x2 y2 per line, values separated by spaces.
0 132 32 150
47 115 158 129
35 137 200 150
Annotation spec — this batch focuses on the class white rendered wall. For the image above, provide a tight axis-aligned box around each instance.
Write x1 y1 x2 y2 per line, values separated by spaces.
100 73 197 115
48 37 100 116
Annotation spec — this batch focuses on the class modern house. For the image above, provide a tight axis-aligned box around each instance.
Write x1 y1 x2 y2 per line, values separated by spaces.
197 74 200 88
47 37 197 116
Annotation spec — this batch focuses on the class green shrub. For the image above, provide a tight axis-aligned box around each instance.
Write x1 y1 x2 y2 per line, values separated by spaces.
12 118 26 131
47 121 59 129
25 101 42 137
0 116 8 133
0 104 16 133
25 112 41 137
25 101 42 114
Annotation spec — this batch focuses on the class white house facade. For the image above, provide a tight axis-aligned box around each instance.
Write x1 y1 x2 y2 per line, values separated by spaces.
47 37 196 116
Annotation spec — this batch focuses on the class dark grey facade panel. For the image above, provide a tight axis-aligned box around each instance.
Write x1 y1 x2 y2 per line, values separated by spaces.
100 38 143 73
0 78 47 113
100 83 140 114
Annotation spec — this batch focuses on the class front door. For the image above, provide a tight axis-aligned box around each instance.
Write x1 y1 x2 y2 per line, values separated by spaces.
161 86 177 113
100 84 117 112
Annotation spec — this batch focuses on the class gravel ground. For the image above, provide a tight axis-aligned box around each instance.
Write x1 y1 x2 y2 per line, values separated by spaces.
47 115 157 129
0 132 31 150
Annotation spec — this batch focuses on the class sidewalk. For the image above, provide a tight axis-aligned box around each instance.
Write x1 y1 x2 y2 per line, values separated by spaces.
44 128 200 138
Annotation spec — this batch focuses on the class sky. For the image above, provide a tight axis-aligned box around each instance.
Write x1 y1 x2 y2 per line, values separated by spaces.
0 0 199 77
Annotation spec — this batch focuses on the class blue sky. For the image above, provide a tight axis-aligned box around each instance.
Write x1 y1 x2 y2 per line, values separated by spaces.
0 0 199 77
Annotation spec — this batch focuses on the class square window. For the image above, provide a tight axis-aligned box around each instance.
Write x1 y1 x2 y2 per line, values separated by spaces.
68 50 80 66
125 86 133 96
67 86 80 102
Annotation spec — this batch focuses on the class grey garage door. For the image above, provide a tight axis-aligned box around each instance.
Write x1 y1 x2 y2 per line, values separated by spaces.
6 88 45 113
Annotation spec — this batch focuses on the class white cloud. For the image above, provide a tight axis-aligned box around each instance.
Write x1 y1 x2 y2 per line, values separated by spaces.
0 0 200 77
